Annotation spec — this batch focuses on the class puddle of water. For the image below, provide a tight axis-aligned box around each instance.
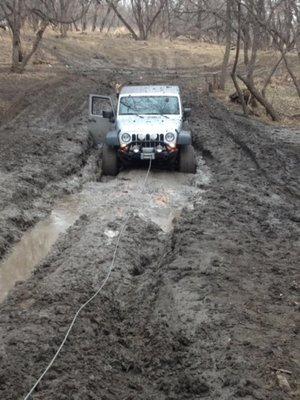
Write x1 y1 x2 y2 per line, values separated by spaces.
0 165 210 302
0 208 77 302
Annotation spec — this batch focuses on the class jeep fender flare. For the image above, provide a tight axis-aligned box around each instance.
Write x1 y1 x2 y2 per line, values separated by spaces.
106 130 119 146
177 130 192 145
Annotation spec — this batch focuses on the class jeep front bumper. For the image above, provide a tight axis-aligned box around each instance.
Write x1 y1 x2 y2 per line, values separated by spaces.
119 145 178 162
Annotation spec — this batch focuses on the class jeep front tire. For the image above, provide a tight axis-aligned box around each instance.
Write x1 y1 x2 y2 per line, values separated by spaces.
179 145 197 173
102 144 118 176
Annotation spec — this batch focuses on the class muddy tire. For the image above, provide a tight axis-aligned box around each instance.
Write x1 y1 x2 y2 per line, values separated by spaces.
179 145 197 173
102 144 118 176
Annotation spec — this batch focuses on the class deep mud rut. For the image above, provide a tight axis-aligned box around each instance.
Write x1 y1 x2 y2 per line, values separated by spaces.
0 166 209 302
0 63 299 400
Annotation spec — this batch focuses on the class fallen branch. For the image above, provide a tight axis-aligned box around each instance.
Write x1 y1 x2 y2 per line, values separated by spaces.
237 74 280 121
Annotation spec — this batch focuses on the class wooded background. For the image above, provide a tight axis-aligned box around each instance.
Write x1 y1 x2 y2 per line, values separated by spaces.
0 0 299 120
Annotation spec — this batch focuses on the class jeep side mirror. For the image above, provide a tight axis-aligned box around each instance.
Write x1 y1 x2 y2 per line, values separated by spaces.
102 110 114 119
183 108 191 120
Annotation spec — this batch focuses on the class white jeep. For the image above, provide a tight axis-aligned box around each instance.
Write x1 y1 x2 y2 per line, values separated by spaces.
89 85 197 175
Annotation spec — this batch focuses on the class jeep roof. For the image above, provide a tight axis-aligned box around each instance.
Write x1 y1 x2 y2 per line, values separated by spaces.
119 85 180 97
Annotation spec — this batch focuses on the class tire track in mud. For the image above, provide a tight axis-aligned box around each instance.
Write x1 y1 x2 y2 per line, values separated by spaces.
190 94 300 201
226 129 300 199
208 110 300 199
206 107 300 199
0 77 64 127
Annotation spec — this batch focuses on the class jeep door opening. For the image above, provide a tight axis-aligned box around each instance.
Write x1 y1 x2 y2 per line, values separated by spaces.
88 85 197 175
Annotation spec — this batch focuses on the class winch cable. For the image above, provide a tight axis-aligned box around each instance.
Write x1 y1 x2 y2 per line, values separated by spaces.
23 159 152 400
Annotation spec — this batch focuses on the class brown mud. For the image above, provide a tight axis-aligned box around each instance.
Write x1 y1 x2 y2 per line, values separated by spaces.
0 52 299 399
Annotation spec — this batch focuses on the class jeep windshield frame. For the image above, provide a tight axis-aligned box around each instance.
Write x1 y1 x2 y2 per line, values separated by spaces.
118 95 181 116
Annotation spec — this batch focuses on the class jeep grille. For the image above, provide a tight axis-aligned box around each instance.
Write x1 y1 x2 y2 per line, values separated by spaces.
131 133 164 147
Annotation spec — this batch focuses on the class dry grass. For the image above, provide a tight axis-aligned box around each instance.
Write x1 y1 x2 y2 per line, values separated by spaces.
42 29 225 71
0 28 299 125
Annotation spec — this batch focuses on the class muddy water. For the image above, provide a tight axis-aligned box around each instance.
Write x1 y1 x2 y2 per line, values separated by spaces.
0 208 78 302
0 165 210 302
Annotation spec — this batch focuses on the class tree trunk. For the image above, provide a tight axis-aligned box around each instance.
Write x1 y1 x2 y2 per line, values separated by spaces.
81 12 87 32
220 0 232 90
59 2 69 38
16 21 49 73
196 0 203 39
92 6 99 31
11 28 23 72
231 1 249 115
166 0 171 38
100 6 111 32
138 22 147 40
145 1 165 39
73 19 80 32
243 27 250 66
11 0 23 72
215 16 220 43
246 0 262 85
296 20 300 61
136 1 147 40
107 13 115 33
246 32 258 85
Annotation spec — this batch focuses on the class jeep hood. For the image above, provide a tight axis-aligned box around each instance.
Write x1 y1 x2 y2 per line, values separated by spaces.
117 115 181 134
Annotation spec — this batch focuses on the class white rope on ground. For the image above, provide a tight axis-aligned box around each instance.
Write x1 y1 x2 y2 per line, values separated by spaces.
23 159 152 400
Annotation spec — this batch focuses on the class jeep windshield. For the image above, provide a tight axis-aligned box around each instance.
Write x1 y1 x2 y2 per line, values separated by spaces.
119 96 180 116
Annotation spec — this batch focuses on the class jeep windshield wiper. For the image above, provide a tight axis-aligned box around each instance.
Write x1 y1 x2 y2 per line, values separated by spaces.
160 113 170 119
129 111 144 118
119 100 144 118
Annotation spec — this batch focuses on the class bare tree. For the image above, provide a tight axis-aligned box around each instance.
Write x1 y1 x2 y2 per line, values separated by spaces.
1 1 25 69
0 0 92 73
105 0 167 40
0 1 50 72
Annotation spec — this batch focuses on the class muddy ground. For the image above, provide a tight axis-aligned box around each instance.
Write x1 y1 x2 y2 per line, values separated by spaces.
0 47 299 400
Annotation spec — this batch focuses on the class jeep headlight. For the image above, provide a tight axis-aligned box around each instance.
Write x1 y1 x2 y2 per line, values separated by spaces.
121 132 131 143
165 132 175 142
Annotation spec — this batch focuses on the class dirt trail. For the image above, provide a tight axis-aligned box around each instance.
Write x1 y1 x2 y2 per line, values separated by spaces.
0 44 299 399
0 166 210 302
